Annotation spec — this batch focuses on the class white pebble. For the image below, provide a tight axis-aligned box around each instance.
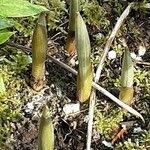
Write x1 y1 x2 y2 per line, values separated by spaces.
108 50 116 60
133 127 143 133
130 52 142 61
63 103 80 115
26 102 34 110
102 140 113 148
130 52 137 59
136 56 142 61
138 45 146 56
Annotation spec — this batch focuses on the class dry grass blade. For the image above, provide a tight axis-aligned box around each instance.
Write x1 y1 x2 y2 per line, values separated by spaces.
95 2 134 83
38 105 54 150
75 12 93 102
86 89 96 150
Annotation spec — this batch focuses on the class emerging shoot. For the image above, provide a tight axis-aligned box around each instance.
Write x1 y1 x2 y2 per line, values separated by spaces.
38 105 54 150
75 12 93 102
31 13 47 91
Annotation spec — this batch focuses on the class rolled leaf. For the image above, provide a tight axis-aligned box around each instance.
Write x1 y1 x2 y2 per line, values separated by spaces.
31 13 47 91
66 0 79 55
38 105 54 150
120 48 134 105
69 0 79 32
75 12 93 102
121 48 134 88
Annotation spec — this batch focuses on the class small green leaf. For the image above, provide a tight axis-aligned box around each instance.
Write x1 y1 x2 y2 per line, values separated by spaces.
0 0 48 17
0 18 13 30
0 31 14 44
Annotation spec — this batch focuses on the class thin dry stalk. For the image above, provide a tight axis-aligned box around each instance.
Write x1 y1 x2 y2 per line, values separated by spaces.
95 2 134 83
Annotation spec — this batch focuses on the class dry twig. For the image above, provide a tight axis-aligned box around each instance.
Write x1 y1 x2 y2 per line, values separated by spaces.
95 3 134 82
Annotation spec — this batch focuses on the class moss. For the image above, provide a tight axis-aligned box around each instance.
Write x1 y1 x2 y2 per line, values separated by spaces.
0 48 31 148
81 0 110 28
95 108 123 139
115 130 150 150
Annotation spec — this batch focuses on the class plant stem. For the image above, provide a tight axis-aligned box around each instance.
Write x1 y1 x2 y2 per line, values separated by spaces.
66 0 79 55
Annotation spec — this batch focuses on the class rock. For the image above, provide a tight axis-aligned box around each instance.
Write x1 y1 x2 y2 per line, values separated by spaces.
108 50 116 60
102 140 113 148
63 103 80 115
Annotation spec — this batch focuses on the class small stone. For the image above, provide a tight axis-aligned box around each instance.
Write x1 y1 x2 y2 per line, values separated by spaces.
69 58 76 67
130 52 142 61
130 52 137 59
102 141 113 148
108 50 116 60
26 102 34 110
135 56 142 61
63 103 80 115
138 45 146 56
75 60 79 65
133 127 143 133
